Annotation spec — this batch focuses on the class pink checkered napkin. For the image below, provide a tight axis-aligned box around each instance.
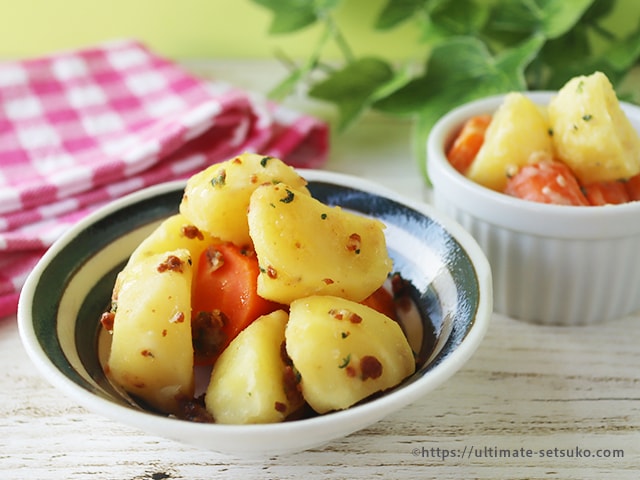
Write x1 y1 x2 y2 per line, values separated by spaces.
0 39 329 317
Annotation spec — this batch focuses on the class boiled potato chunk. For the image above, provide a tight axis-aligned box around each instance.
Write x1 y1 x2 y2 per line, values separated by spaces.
286 295 415 414
107 249 194 414
179 153 310 246
126 213 214 267
205 310 304 424
114 214 214 297
248 183 393 305
466 92 554 191
548 71 640 184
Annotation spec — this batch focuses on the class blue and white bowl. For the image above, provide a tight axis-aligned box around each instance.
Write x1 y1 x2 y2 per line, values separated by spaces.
18 169 492 457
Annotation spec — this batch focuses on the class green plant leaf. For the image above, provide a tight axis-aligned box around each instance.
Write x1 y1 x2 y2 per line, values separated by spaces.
489 0 596 38
420 0 491 44
374 35 544 180
374 0 426 30
374 34 544 118
251 0 340 34
606 24 640 71
308 57 395 131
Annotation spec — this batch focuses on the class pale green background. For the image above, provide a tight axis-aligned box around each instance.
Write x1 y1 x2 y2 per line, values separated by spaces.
0 0 640 59
0 0 424 60
0 1 638 61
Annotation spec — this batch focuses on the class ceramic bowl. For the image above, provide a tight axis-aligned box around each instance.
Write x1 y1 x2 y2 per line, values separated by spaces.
427 91 640 326
18 169 492 457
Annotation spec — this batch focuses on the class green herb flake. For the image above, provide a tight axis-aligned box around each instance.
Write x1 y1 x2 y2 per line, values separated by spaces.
582 114 593 121
341 331 350 339
210 169 226 187
260 156 273 167
280 189 295 203
577 80 585 93
321 213 328 219
338 354 351 369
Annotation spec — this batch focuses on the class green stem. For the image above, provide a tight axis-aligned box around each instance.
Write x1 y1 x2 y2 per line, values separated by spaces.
324 14 355 63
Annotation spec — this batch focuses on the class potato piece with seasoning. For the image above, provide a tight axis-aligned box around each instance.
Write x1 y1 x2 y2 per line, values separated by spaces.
179 153 310 246
126 213 214 267
106 249 194 415
114 214 214 297
285 295 415 414
465 92 553 192
205 309 304 424
248 183 393 305
548 71 640 184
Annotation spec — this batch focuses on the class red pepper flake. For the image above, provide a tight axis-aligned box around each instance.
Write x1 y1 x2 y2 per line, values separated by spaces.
232 157 243 165
249 174 258 184
322 278 334 285
360 355 383 380
266 265 278 279
346 233 362 254
345 366 357 378
181 224 204 240
157 255 184 273
100 311 115 332
141 349 154 358
192 310 227 361
329 308 361 323
274 401 287 413
162 329 168 337
282 365 302 404
169 311 185 324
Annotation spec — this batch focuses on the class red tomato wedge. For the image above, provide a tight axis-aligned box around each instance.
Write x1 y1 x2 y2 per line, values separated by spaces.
191 241 284 365
582 180 630 206
446 114 492 174
504 161 590 206
625 173 640 201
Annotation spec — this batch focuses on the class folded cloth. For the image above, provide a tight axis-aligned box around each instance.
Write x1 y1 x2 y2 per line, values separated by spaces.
0 39 329 318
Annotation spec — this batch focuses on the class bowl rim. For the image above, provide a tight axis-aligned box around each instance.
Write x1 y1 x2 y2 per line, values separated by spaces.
17 169 492 453
427 91 640 239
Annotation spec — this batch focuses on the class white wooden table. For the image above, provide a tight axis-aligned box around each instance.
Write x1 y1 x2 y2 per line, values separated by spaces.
2 60 639 480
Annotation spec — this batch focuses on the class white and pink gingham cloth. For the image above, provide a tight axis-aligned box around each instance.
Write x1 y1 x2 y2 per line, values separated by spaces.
0 39 329 317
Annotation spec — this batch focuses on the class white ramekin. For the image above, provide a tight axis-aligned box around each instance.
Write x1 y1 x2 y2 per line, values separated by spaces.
427 92 640 326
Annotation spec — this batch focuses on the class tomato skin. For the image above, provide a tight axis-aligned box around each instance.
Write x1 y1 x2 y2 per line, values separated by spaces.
504 161 590 206
446 114 492 174
583 180 630 205
191 241 284 364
